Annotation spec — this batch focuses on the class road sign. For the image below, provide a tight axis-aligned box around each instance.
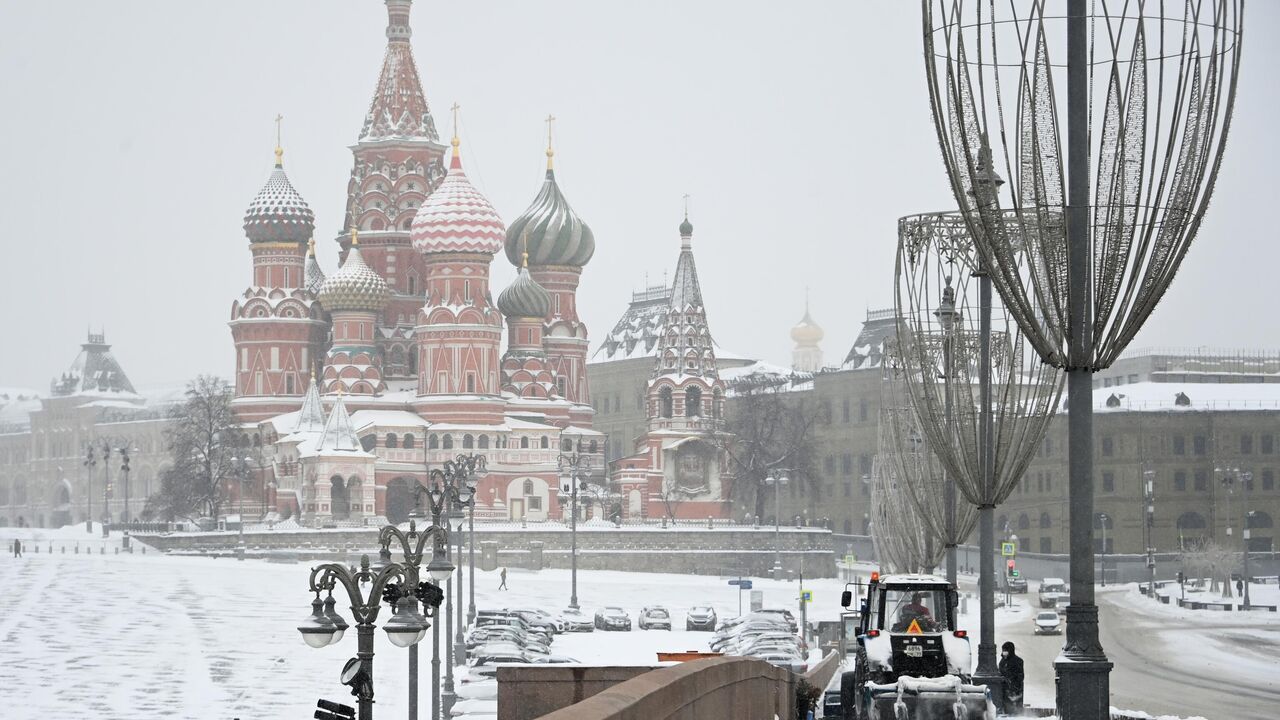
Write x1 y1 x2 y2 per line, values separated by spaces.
843 554 856 565
801 590 812 603
728 579 742 586
1001 542 1017 556
728 579 753 589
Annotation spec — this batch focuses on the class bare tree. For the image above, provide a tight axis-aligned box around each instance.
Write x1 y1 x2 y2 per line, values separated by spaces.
717 372 823 521
147 375 239 521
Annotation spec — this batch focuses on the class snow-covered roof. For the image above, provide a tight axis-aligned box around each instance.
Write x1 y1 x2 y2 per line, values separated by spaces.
720 361 814 396
349 409 432 431
594 284 671 361
312 394 373 457
50 333 138 398
842 309 898 371
1091 381 1280 412
561 425 604 437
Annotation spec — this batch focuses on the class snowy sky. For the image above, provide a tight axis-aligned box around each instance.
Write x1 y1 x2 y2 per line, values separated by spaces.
2 1 1278 392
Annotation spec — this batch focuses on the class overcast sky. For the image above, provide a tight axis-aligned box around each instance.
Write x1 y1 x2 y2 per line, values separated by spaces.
2 1 1277 393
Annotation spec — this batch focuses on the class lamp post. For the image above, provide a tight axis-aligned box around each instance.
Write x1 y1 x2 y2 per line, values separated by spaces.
83 445 96 533
101 438 112 536
764 470 789 580
421 454 481 718
378 512 453 720
1143 469 1156 602
301 554 442 720
467 499 476 626
557 451 592 610
1244 507 1256 611
1098 514 1109 587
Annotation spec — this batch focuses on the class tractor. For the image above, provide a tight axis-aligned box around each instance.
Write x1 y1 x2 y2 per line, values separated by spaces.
837 572 993 720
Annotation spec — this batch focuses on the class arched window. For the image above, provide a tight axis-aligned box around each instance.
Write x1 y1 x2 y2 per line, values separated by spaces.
1017 513 1030 530
523 479 535 495
408 352 417 374
659 387 673 419
478 435 489 449
402 434 415 449
712 389 723 419
463 434 474 449
1039 512 1052 528
1248 511 1274 529
385 433 398 448
562 438 572 452
428 434 439 449
589 440 598 453
843 519 852 534
686 386 702 417
442 435 454 450
360 435 376 452
540 436 549 449
520 436 529 449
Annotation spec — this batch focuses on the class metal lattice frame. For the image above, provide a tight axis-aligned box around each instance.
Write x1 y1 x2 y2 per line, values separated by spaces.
880 350 980 554
895 211 1064 506
923 0 1243 370
869 450 935 574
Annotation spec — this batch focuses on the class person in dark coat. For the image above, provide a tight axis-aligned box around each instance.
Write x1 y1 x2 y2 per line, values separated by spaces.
999 641 1024 715
498 567 507 590
12 539 21 558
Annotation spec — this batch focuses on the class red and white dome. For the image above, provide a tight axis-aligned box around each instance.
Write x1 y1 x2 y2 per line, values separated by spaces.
411 144 506 255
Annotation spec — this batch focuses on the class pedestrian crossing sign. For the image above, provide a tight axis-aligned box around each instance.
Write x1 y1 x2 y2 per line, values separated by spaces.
801 590 812 603
1001 542 1017 556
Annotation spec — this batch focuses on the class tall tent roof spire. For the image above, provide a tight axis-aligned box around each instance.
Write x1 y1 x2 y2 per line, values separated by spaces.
294 372 326 433
316 392 364 453
359 0 438 142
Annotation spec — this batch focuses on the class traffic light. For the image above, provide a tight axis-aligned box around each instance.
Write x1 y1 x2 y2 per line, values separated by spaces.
1176 571 1185 584
1006 558 1015 575
105 482 114 499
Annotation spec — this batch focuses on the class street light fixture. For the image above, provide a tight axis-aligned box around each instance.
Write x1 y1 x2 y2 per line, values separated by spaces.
557 449 592 611
1099 513 1109 587
764 470 789 580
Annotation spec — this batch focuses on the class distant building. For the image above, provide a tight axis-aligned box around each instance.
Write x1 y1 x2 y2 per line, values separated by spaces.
0 333 176 528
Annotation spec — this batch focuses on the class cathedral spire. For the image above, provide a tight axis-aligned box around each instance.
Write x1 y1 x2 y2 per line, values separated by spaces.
359 0 437 142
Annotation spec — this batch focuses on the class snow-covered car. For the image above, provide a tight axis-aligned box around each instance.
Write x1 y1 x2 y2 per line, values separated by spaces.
1038 578 1068 608
638 606 672 630
686 606 717 631
1033 611 1062 635
505 608 563 634
752 651 806 674
458 665 499 684
455 678 497 699
469 650 532 667
558 608 594 632
531 655 580 664
473 640 547 657
594 607 631 631
757 608 799 633
447 697 496 718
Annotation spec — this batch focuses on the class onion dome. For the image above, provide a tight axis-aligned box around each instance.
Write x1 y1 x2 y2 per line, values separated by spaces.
317 230 390 312
679 216 694 237
503 142 594 268
243 147 315 243
791 300 824 345
304 238 326 294
498 254 552 318
411 138 506 255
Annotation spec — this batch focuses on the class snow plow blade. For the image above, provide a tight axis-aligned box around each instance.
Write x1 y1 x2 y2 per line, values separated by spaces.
866 675 994 720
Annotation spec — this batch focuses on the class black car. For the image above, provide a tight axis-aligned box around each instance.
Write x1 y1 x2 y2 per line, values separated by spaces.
1008 576 1029 593
686 605 717 631
593 607 631 631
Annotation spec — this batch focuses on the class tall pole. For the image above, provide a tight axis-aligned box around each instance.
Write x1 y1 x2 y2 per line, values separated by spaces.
1145 471 1156 603
1056 2 1112 716
442 524 456 715
84 446 94 533
102 441 111 536
454 518 464 670
356 621 375 720
468 502 476 624
943 335 957 585
972 266 1000 698
570 466 579 610
431 513 442 720
1242 473 1252 610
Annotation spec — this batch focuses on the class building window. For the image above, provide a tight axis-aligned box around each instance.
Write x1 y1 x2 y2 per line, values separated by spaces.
528 496 542 511
589 440 598 453
556 376 567 398
464 279 472 302
1194 435 1207 455
429 434 439 449
385 433 398 448
463 434 474 449
1241 434 1254 454
1040 512 1052 528
1101 436 1114 457
285 374 295 394
843 482 851 498
1040 538 1052 553
1018 513 1030 530
466 373 476 393
823 456 836 475
842 398 850 423
540 436 549 449
860 455 872 476
442 435 454 450
1173 436 1186 456
841 454 853 475
360 435 376 452
1263 470 1275 491
1175 471 1187 491
1263 435 1275 455
659 387 673 419
520 436 529 449
859 400 869 423
1102 472 1114 492
686 386 702 417
1194 469 1207 491
403 434 415 449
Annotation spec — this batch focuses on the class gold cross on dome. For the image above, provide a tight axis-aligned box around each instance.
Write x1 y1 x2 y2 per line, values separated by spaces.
683 193 690 218
275 113 283 146
544 114 556 169
451 102 460 137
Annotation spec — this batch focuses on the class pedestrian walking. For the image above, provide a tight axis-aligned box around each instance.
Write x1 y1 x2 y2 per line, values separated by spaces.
998 641 1024 716
498 567 508 590
12 539 22 558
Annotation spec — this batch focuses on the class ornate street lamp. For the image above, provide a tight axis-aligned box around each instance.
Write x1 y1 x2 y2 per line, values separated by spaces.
923 4 1244 716
379 513 451 720
300 555 442 720
557 451 591 610
764 470 789 580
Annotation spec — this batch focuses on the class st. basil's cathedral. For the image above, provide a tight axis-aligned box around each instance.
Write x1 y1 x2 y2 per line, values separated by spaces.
231 0 732 526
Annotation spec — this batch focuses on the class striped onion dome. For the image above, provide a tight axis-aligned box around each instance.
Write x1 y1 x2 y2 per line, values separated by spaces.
503 168 594 268
317 240 389 312
497 266 551 319
411 143 506 255
243 149 315 243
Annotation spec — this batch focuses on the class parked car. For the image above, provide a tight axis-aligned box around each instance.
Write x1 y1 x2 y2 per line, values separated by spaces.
639 606 672 630
468 650 531 667
686 606 717 631
757 608 799 633
752 651 806 674
594 607 632 631
1033 610 1062 635
559 608 594 632
505 608 563 634
531 655 581 664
